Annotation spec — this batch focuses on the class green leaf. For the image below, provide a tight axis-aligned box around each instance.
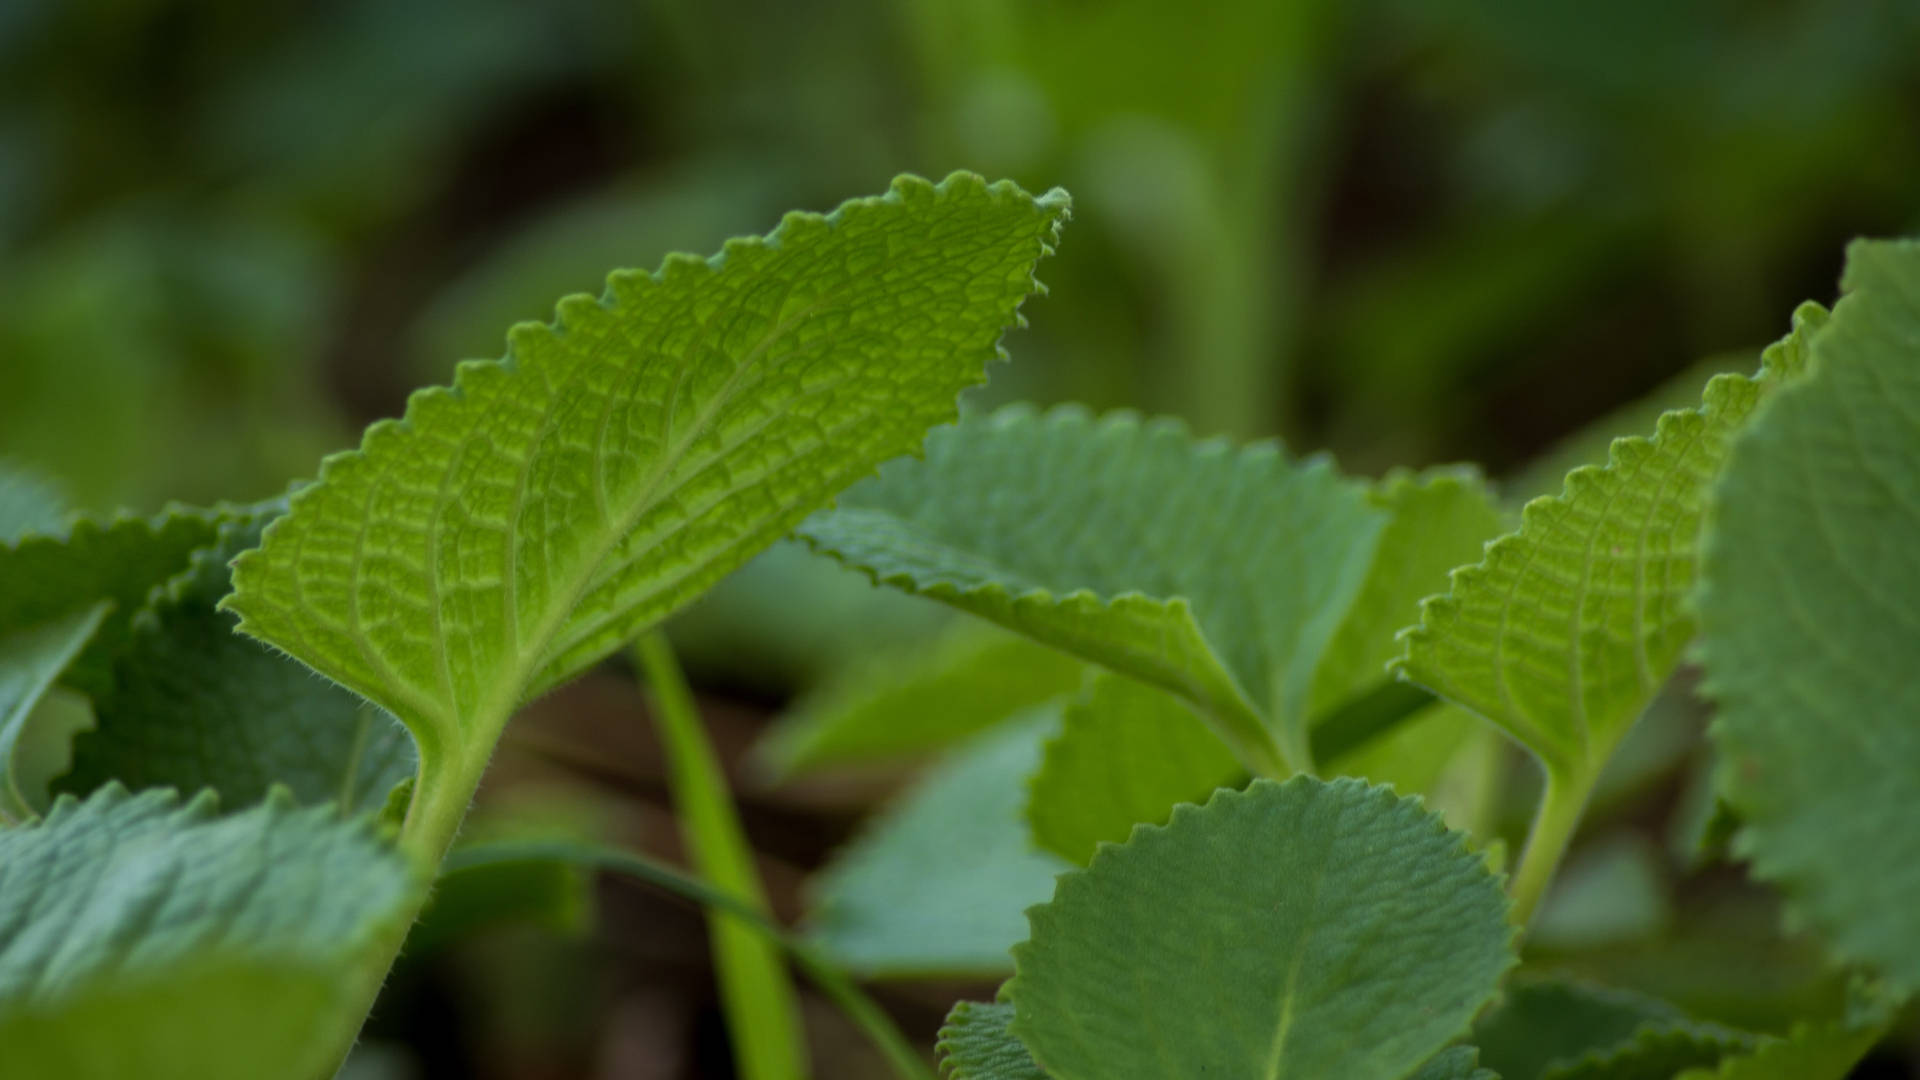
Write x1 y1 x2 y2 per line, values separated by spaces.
1025 673 1240 865
1411 1047 1501 1080
0 603 106 820
757 620 1085 779
800 405 1387 775
0 509 222 698
1309 467 1504 717
7 689 96 821
1473 980 1742 1080
1395 303 1825 778
0 460 68 541
806 713 1071 978
59 508 415 815
1006 777 1516 1080
1700 240 1920 989
223 174 1069 854
1670 1019 1886 1080
0 785 422 1079
938 1001 1048 1080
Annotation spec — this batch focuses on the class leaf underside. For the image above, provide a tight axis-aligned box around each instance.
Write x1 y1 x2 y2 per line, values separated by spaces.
1700 239 1920 988
1396 303 1825 776
224 173 1069 787
0 604 106 819
938 1001 1048 1080
1007 776 1516 1080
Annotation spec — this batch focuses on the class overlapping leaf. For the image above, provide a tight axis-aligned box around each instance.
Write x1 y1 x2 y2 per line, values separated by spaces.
0 604 105 820
805 714 1070 977
224 174 1069 811
1473 979 1750 1080
1006 777 1515 1080
59 509 414 815
1411 1048 1501 1080
0 461 68 541
0 785 422 1078
1396 304 1825 777
757 620 1084 778
938 1001 1047 1080
1700 239 1920 987
800 405 1387 773
1025 673 1239 865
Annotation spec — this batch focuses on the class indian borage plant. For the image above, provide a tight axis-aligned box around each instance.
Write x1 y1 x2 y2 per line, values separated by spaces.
0 167 1912 1080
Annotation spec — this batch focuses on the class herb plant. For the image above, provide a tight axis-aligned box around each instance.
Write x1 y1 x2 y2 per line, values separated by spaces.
0 173 1914 1080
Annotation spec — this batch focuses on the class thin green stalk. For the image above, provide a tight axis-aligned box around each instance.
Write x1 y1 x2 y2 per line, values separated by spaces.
636 631 810 1080
1508 765 1594 927
442 840 934 1080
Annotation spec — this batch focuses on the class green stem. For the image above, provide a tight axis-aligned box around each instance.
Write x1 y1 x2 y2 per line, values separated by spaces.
1508 764 1594 928
636 630 810 1080
443 841 935 1080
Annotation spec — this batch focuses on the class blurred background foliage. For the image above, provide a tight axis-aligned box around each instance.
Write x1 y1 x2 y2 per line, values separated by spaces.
5 1 1919 1077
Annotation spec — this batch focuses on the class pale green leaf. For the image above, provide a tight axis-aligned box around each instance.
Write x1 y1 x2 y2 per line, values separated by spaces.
0 604 106 820
1324 702 1484 822
1700 239 1920 989
757 620 1085 779
1309 467 1504 717
59 508 414 815
800 405 1386 774
938 1001 1047 1080
0 510 221 697
0 785 422 1079
1025 672 1239 865
0 460 68 541
1006 777 1516 1080
224 174 1068 815
7 689 95 821
1395 303 1825 777
806 713 1071 978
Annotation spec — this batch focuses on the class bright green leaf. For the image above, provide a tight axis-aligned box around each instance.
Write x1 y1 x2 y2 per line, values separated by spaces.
1025 672 1239 865
938 1001 1048 1080
1700 239 1920 989
0 603 106 821
59 509 414 815
757 620 1085 779
800 405 1386 775
1007 777 1516 1080
806 713 1070 978
224 174 1069 849
1395 304 1824 778
0 785 422 1079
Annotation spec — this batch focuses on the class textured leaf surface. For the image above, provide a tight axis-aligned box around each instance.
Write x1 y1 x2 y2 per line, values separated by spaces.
1007 777 1515 1080
58 509 414 815
800 405 1385 773
1396 305 1824 775
0 510 220 697
1026 673 1240 865
1411 1047 1501 1080
0 604 106 820
225 174 1068 781
806 713 1070 977
1700 240 1920 988
757 621 1084 778
0 461 68 541
0 785 420 1077
1309 468 1503 717
938 1001 1047 1080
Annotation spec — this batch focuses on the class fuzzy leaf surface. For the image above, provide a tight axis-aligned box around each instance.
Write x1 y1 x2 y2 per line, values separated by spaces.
800 405 1384 773
1026 673 1240 865
1396 304 1824 775
224 174 1068 779
0 605 106 820
1007 777 1515 1080
805 713 1070 977
938 1001 1048 1080
59 509 414 815
1700 240 1920 987
757 621 1084 778
0 785 421 1078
